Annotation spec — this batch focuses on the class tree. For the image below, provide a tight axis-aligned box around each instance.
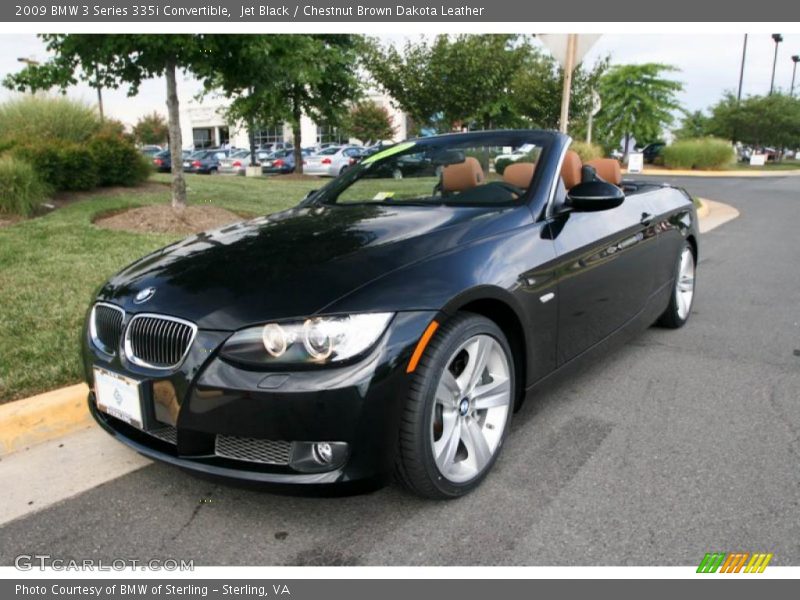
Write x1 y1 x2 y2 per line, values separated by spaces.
707 92 800 157
508 48 608 134
342 101 395 144
4 34 207 209
593 63 684 159
673 110 710 140
197 35 363 174
365 34 529 132
133 112 169 146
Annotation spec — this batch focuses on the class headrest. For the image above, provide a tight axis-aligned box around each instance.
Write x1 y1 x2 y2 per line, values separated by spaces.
442 157 484 192
586 158 622 186
503 162 536 189
561 151 582 190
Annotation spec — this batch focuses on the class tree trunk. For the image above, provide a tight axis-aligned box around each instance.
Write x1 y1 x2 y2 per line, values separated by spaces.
94 65 104 122
165 60 187 210
248 119 257 167
292 96 303 175
623 132 631 162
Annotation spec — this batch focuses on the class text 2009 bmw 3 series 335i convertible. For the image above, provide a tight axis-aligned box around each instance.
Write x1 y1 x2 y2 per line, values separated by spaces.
83 130 698 499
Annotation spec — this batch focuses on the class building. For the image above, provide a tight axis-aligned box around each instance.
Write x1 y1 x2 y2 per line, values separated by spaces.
179 91 407 150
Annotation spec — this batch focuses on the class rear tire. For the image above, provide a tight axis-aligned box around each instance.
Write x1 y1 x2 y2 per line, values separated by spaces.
395 313 514 499
657 241 696 328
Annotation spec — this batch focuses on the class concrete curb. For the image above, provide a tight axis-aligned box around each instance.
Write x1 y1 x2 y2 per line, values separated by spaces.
0 383 92 457
696 198 710 219
625 167 800 178
698 198 740 234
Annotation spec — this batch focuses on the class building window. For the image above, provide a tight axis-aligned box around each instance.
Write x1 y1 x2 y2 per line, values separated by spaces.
192 128 214 149
253 125 285 149
316 123 345 146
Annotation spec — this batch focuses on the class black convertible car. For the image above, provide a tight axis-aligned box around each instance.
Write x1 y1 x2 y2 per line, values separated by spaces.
83 130 698 499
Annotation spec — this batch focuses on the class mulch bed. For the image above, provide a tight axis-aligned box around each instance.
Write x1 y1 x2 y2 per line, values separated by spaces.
93 204 246 235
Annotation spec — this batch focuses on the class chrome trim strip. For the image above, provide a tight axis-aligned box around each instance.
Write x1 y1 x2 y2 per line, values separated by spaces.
123 313 198 371
545 137 572 220
89 302 125 357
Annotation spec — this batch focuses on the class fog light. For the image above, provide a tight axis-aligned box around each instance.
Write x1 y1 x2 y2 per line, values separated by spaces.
289 441 349 473
313 442 334 464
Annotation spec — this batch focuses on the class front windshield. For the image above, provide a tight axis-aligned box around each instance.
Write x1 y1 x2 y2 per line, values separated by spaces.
315 132 553 207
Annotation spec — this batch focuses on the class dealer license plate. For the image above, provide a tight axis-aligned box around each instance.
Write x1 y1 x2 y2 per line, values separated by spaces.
94 367 144 429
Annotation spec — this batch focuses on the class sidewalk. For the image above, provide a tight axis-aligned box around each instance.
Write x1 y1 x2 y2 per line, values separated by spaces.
627 166 800 178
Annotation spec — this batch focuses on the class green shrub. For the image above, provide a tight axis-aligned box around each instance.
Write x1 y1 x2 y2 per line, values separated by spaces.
663 138 735 170
13 142 98 191
0 95 101 146
494 157 513 175
0 156 51 217
87 132 151 187
570 141 603 163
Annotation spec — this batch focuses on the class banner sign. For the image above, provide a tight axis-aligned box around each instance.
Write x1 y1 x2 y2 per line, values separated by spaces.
3 1 798 22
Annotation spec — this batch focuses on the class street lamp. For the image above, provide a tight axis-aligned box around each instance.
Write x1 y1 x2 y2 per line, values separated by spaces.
792 55 800 97
770 34 783 95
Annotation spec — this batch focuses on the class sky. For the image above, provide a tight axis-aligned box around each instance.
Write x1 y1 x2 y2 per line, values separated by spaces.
0 33 798 128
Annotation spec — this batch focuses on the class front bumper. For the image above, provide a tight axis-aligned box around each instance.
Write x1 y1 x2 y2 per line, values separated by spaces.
83 310 436 490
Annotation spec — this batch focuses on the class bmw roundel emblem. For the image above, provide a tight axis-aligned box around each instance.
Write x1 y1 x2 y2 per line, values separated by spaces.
134 287 156 304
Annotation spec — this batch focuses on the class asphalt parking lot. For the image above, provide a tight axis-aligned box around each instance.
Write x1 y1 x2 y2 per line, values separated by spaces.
1 175 798 566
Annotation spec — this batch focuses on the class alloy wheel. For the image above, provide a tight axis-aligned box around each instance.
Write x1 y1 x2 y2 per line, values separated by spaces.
676 247 695 320
430 334 511 483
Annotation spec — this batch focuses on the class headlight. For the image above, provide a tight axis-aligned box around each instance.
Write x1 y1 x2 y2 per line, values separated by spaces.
220 313 394 366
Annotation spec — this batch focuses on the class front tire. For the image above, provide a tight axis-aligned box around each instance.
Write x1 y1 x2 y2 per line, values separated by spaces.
657 241 696 328
395 313 514 499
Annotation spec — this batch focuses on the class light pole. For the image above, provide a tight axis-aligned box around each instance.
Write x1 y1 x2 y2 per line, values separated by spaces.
792 55 800 97
770 34 783 95
737 34 748 102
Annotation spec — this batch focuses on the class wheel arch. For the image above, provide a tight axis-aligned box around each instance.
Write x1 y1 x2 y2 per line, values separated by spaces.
441 287 529 409
686 233 698 260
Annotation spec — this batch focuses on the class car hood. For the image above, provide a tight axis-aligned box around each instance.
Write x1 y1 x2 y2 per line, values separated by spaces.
98 202 522 330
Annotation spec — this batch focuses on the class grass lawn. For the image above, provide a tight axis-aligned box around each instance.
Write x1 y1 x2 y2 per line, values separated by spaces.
0 173 318 404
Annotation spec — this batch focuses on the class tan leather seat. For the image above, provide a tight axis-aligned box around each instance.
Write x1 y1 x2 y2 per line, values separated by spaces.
586 158 622 186
503 162 536 189
442 157 484 193
561 151 582 189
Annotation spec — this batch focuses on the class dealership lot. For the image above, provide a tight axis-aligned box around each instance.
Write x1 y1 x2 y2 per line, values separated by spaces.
1 175 798 566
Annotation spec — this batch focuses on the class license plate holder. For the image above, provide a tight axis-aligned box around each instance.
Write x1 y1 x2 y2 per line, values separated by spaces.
94 367 145 430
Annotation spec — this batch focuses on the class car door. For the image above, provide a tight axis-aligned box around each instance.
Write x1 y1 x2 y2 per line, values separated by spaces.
548 190 660 365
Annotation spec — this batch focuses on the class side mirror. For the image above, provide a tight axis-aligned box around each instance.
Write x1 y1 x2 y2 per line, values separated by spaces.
566 181 625 212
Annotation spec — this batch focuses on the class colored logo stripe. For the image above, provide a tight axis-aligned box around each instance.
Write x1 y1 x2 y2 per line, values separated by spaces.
697 552 773 573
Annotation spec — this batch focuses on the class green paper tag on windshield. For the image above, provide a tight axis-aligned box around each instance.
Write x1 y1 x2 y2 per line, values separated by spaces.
362 142 416 165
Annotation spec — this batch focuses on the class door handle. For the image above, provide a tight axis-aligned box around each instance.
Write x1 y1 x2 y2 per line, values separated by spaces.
640 212 655 226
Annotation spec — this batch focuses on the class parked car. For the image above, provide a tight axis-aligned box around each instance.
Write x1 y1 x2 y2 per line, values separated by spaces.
140 145 163 157
151 149 191 172
82 130 698 499
640 142 666 164
368 149 442 179
493 143 538 167
258 142 293 154
261 149 296 175
303 146 363 177
183 149 229 174
218 149 252 176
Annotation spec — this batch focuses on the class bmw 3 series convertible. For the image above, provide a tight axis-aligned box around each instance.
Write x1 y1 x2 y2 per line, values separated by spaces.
84 130 698 499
